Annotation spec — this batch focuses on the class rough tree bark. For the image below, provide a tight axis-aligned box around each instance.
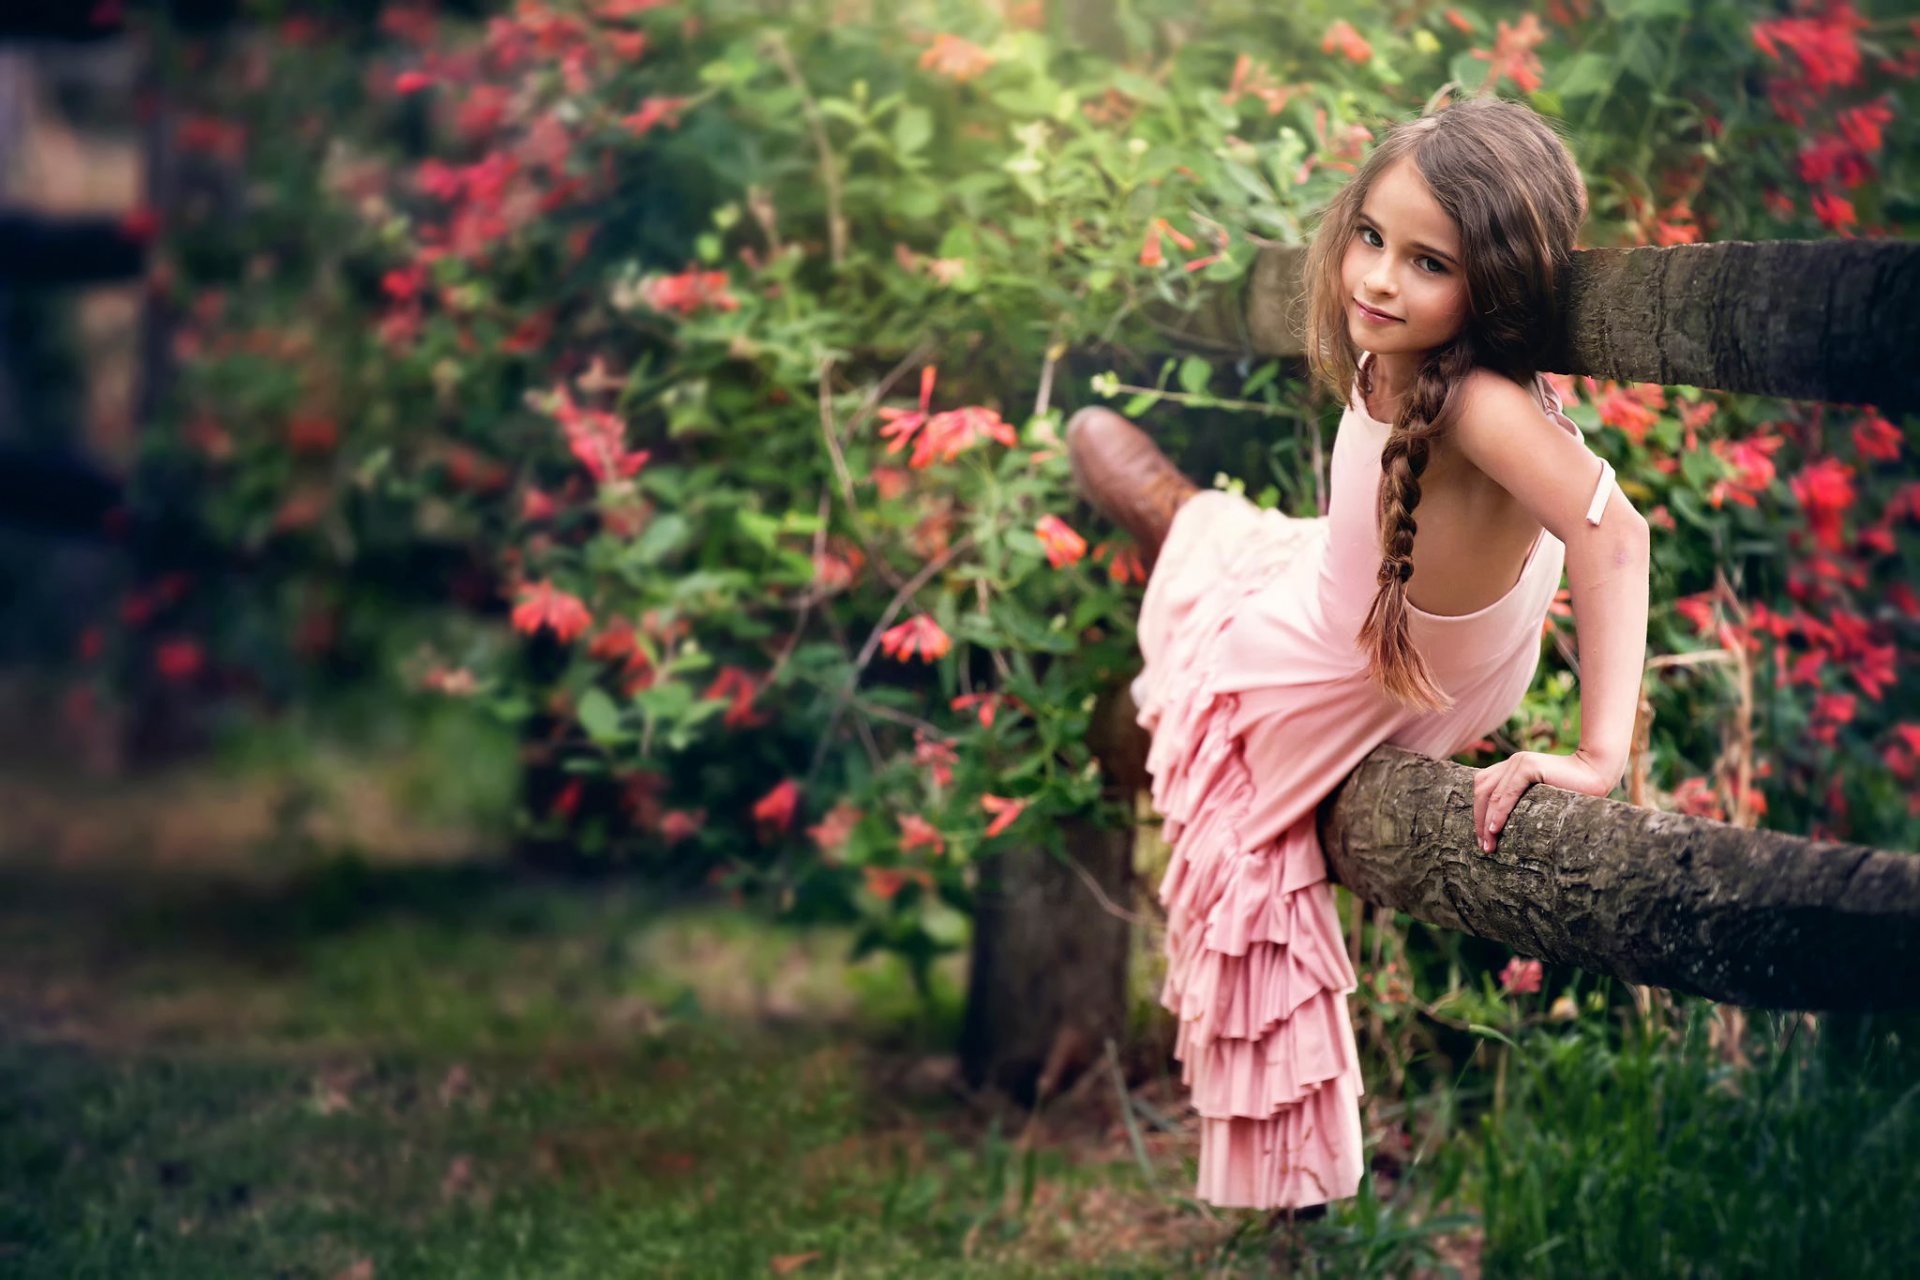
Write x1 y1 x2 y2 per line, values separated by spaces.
958 683 1145 1104
1318 744 1919 1012
1155 240 1920 414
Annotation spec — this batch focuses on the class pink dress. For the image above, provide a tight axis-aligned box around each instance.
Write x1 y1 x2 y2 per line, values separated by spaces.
1131 353 1613 1209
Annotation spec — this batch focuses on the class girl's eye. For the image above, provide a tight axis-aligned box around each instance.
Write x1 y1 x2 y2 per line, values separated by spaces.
1357 226 1447 275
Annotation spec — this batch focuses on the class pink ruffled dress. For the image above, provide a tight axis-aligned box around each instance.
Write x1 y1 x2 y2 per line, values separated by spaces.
1131 353 1612 1209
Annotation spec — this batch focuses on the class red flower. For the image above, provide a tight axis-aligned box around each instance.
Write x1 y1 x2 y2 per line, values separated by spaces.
1094 541 1147 585
549 384 649 484
658 809 705 847
1751 8 1868 95
806 800 863 861
394 70 435 95
511 580 593 643
863 865 932 901
911 406 1015 469
879 615 950 664
703 665 766 728
1809 691 1858 746
1851 413 1901 462
877 367 936 460
950 691 1005 728
980 794 1027 838
154 636 204 682
753 779 800 835
621 95 691 138
1790 457 1856 552
898 813 946 856
1836 100 1894 154
1035 514 1087 568
639 268 738 316
521 487 558 522
914 732 958 788
286 415 339 455
1498 956 1543 995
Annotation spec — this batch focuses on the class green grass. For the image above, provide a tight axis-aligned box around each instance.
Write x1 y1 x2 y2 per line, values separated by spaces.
0 854 1470 1278
1475 1000 1920 1278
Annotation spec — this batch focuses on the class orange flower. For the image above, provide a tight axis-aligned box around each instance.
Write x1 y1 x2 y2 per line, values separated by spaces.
918 33 993 81
980 794 1027 838
1035 514 1087 568
879 615 951 664
912 406 1016 468
877 366 937 458
753 779 800 834
899 813 946 856
864 866 933 901
1467 13 1548 94
639 268 738 315
1320 20 1372 63
512 580 593 643
1138 221 1163 268
1094 542 1147 585
950 691 1005 728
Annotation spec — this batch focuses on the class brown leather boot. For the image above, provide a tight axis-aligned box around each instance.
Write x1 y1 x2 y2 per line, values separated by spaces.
1065 406 1201 570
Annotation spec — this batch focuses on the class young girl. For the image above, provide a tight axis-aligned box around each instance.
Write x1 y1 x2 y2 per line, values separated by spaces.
1066 94 1651 1214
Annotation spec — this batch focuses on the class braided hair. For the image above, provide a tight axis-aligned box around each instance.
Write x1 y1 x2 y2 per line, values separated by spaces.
1295 91 1589 714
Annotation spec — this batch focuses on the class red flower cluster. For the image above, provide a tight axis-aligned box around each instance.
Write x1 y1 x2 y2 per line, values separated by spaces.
876 367 1016 469
548 384 649 485
1035 514 1087 568
511 580 593 643
879 615 950 664
640 269 739 316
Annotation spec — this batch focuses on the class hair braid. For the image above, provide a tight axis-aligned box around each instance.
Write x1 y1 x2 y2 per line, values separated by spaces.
1355 357 1457 714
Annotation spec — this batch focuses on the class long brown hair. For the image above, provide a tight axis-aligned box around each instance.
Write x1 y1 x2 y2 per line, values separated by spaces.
1296 91 1588 713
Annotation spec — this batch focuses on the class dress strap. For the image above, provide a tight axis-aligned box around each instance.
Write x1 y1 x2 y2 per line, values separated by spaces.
1585 457 1616 525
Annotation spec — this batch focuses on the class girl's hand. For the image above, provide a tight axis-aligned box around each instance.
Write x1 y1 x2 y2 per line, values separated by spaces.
1473 749 1619 853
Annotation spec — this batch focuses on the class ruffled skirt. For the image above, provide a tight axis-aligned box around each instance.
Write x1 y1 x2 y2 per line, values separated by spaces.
1132 491 1366 1210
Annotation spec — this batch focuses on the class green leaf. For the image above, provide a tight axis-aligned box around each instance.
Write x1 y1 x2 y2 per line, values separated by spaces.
576 687 624 745
1241 361 1279 397
737 508 781 550
893 104 933 157
1177 355 1212 396
1468 1023 1520 1048
628 512 691 565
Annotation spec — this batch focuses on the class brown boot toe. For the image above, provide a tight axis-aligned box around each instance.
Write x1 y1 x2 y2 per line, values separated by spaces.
1065 407 1199 566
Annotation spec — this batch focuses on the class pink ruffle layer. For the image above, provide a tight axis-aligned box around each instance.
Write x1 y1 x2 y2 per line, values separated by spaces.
1134 493 1366 1210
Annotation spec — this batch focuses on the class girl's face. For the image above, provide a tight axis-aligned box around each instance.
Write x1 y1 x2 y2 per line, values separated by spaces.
1341 156 1470 359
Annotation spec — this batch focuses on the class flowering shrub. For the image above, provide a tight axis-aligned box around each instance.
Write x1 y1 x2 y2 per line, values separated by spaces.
88 0 1920 982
